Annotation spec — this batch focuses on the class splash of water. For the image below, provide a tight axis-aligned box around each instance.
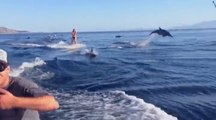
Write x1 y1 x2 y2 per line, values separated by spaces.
10 43 44 48
47 41 86 50
137 34 159 47
49 90 177 120
81 48 98 55
10 57 46 77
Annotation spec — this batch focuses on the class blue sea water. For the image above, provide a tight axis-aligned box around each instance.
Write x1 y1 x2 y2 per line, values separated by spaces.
0 29 216 120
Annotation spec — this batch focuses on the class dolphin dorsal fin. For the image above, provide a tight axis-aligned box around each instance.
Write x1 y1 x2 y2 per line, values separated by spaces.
90 47 93 52
159 27 162 30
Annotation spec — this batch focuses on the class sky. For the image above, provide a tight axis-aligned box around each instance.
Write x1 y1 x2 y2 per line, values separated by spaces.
0 0 216 32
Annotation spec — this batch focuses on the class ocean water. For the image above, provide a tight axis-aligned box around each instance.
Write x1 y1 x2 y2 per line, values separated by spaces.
0 29 216 120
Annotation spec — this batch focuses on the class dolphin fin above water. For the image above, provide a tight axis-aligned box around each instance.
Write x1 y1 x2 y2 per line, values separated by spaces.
150 27 173 37
85 47 97 58
213 1 216 8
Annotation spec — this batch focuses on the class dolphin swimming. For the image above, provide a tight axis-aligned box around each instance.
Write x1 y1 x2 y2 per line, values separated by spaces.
115 35 122 38
150 27 173 37
85 48 96 58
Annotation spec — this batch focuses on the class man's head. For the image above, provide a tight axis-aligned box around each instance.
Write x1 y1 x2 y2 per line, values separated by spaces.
0 49 10 88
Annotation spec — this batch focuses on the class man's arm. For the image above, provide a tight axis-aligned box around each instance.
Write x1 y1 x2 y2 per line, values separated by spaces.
0 88 59 111
14 95 59 111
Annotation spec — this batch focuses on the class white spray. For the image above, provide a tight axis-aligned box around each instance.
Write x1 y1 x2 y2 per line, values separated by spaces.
137 33 160 47
10 57 46 77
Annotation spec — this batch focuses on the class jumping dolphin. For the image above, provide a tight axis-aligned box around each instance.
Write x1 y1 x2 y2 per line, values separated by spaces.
150 27 173 37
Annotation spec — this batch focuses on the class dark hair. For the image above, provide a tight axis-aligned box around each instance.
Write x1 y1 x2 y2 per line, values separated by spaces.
0 60 8 72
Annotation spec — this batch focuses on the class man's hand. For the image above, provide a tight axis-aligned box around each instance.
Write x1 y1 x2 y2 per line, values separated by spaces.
0 88 59 111
0 88 16 109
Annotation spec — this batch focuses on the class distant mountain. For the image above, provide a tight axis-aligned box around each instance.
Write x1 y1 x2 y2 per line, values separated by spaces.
0 27 28 34
173 20 216 29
